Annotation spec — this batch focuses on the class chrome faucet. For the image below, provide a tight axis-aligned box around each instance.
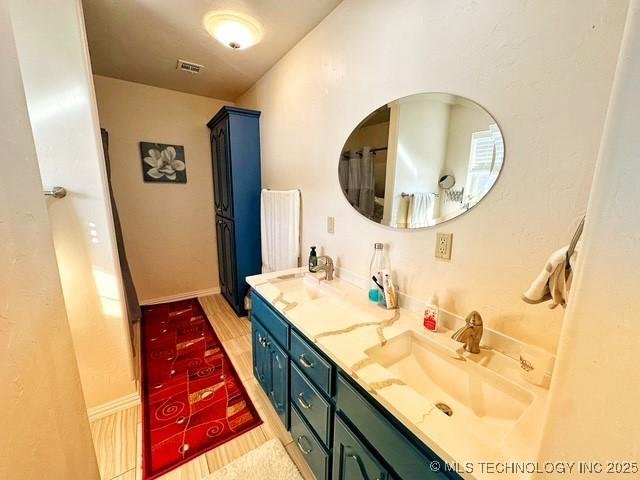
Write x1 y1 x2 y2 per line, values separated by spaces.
451 311 483 354
311 255 334 280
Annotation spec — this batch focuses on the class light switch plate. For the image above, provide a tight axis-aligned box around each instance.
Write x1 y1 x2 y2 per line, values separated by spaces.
435 232 453 260
327 216 335 234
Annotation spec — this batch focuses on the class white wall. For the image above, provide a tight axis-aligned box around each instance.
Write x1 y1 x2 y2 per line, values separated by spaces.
237 0 629 353
93 76 231 302
10 0 136 409
537 0 640 473
0 0 100 476
389 96 450 223
439 102 492 218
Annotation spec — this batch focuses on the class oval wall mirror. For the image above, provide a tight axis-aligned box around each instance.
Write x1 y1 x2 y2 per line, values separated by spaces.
338 93 505 229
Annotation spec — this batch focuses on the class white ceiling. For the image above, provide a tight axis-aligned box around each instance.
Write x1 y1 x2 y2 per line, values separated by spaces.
82 0 342 100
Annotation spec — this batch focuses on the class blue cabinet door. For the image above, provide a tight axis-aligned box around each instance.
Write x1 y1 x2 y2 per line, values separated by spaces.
252 320 271 393
216 216 237 307
252 317 289 428
268 339 290 428
210 116 233 219
333 415 390 480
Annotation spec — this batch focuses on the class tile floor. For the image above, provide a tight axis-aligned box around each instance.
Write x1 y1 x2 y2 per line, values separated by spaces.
90 294 315 480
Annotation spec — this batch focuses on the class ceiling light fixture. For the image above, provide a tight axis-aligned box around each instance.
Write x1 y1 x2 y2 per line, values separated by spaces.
203 11 263 50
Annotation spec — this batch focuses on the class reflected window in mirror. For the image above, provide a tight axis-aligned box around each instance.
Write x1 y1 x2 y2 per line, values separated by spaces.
339 93 504 229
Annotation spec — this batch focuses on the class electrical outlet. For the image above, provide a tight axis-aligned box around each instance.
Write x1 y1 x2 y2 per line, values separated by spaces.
435 232 453 260
327 216 335 234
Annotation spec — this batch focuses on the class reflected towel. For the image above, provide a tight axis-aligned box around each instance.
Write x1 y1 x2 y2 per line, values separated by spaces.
260 189 301 273
522 240 581 309
407 192 434 228
393 195 410 228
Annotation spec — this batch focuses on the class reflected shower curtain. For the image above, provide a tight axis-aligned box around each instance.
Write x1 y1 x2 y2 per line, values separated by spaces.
344 147 375 219
101 129 140 329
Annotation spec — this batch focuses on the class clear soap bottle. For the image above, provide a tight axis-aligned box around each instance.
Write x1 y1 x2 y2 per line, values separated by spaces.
369 243 389 304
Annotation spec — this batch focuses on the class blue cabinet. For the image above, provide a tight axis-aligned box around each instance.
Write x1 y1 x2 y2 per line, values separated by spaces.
268 338 289 427
336 374 452 479
208 107 261 316
252 292 290 348
290 405 330 480
251 318 289 428
290 329 333 395
250 291 459 480
333 415 390 480
215 216 237 306
252 320 271 390
291 363 332 446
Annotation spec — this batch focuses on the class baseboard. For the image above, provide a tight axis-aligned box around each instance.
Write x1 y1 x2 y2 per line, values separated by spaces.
87 392 141 422
140 287 221 306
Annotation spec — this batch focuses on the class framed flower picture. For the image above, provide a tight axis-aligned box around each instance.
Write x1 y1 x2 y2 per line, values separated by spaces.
140 142 187 183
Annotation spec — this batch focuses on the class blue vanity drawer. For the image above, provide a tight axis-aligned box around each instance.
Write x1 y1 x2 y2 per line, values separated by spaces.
291 363 332 446
251 293 289 348
290 405 330 480
336 374 453 479
290 330 333 395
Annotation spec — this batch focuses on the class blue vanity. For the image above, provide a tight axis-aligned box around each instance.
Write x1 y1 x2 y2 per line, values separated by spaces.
250 290 462 480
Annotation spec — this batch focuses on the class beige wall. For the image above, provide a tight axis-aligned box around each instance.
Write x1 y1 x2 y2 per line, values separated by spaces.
389 96 450 223
0 0 99 476
10 0 136 409
439 103 493 218
237 0 629 353
93 75 230 302
537 1 640 473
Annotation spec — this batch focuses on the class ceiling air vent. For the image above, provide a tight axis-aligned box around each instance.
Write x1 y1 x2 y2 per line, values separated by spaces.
176 59 204 74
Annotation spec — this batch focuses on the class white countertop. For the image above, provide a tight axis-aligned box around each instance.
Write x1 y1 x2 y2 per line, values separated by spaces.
247 268 549 480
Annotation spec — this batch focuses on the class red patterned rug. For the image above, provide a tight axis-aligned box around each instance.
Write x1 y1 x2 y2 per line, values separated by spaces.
141 298 262 479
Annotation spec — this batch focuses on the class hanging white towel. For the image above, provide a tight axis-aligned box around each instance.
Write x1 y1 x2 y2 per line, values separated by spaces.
392 195 410 228
522 240 581 309
407 192 434 228
260 189 301 273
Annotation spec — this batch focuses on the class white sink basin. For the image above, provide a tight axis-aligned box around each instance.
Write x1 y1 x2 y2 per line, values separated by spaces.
269 274 326 305
364 331 534 445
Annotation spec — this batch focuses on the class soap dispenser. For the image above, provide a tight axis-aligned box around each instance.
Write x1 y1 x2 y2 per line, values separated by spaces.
308 246 318 272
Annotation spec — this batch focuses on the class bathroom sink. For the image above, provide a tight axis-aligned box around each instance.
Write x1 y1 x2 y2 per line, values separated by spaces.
269 274 327 305
364 331 534 445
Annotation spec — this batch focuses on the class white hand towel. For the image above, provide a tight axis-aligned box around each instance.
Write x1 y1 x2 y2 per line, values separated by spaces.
407 192 434 228
522 240 581 309
260 189 301 273
392 195 410 228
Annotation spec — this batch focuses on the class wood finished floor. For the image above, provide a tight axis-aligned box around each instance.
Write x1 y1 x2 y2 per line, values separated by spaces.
90 294 315 480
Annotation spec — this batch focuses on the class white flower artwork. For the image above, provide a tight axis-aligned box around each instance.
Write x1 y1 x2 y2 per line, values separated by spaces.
140 142 187 183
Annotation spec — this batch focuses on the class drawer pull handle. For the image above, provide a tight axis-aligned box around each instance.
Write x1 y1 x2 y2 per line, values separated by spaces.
349 453 384 480
299 354 314 368
297 393 312 410
296 436 313 455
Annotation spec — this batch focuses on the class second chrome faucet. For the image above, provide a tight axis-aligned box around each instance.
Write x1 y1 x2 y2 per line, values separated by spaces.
311 255 334 280
451 311 483 354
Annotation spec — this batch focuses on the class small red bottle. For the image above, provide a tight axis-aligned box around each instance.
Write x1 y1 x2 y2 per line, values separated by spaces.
423 293 439 332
